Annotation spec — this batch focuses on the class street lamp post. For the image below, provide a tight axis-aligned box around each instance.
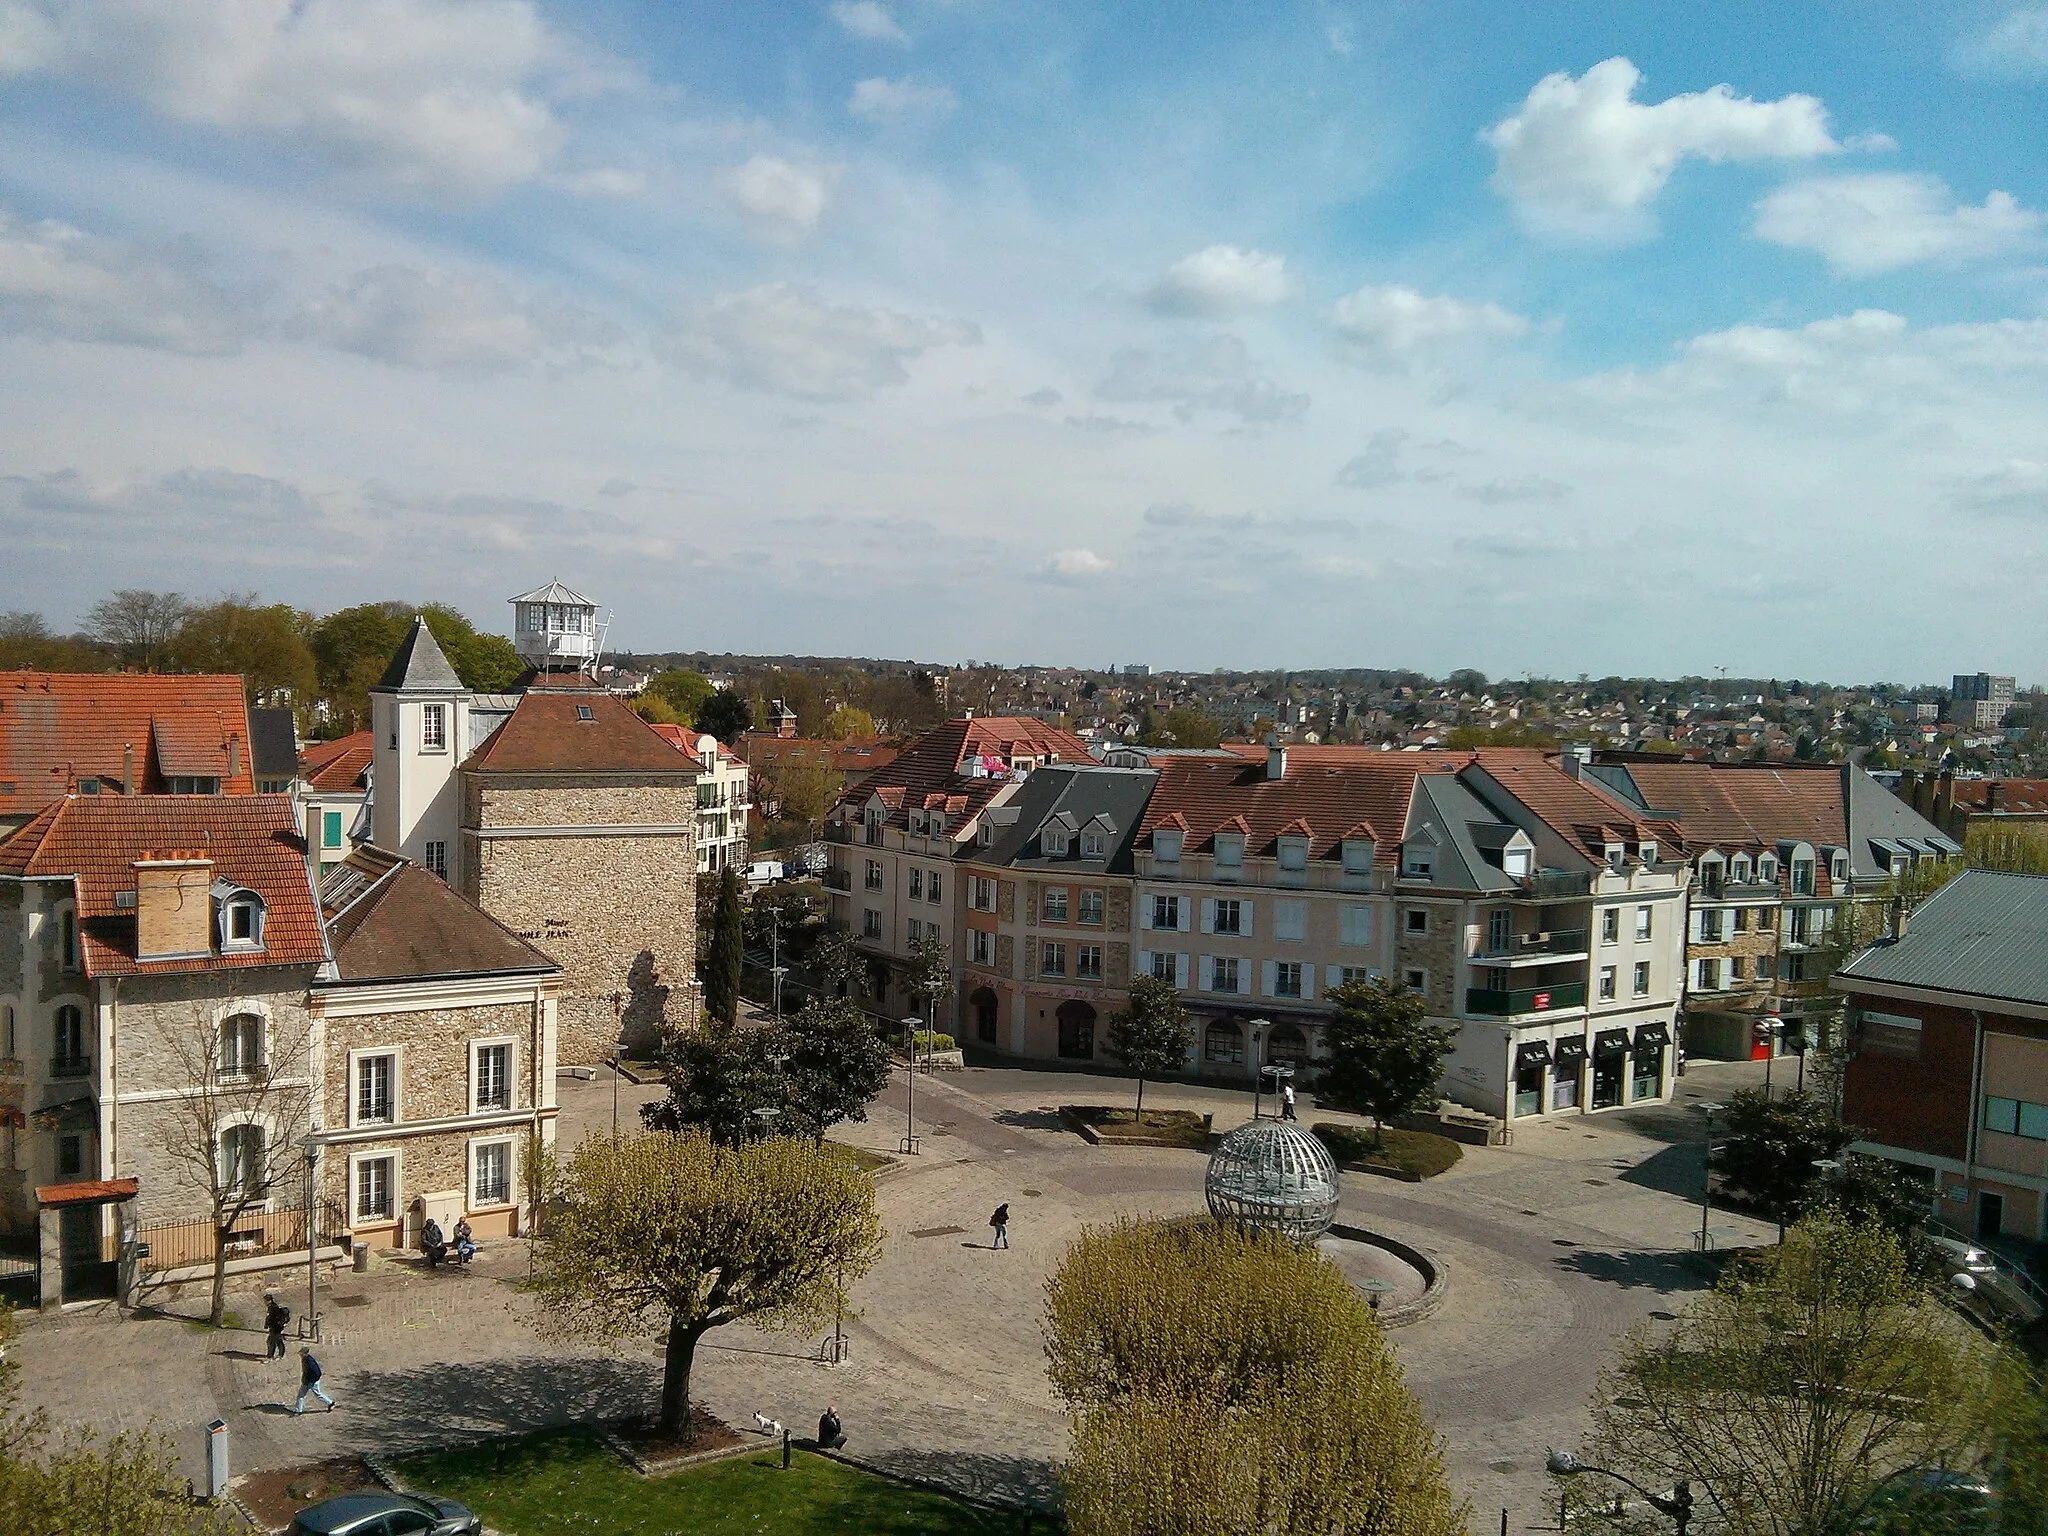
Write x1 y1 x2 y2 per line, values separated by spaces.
610 990 626 1137
299 1132 324 1343
1548 1450 1692 1534
1693 1102 1722 1252
1248 1018 1270 1119
899 1015 922 1156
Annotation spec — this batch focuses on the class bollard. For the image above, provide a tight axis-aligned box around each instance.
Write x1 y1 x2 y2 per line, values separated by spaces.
782 1426 791 1469
204 1418 230 1501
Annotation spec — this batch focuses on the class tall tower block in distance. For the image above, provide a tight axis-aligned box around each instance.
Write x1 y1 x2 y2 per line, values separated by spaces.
511 581 602 676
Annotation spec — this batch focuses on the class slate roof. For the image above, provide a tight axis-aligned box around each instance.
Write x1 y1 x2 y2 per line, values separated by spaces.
1406 773 1526 893
372 617 463 694
1837 870 2048 1010
1465 750 1684 863
463 690 700 775
249 708 299 781
301 731 373 792
0 671 256 822
973 765 1158 874
320 847 559 985
0 795 326 976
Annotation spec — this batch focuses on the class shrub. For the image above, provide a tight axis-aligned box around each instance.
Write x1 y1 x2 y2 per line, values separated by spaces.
1312 1123 1461 1179
910 1030 956 1053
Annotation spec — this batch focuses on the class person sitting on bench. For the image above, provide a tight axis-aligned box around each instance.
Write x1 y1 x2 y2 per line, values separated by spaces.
817 1404 846 1449
452 1217 476 1266
420 1217 448 1268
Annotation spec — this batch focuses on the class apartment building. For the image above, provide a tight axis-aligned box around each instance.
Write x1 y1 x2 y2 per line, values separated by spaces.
1580 756 1958 1062
651 726 752 873
824 717 1090 1028
299 730 372 879
1953 673 2017 731
1834 871 2048 1243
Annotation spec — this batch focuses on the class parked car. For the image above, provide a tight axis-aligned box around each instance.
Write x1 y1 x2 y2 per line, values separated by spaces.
290 1491 482 1536
1928 1236 1999 1276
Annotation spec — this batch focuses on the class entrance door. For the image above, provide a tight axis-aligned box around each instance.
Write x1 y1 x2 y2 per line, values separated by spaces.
1977 1191 2005 1242
1591 1054 1624 1109
1056 1000 1097 1060
1514 1065 1544 1118
57 1205 115 1303
969 988 999 1045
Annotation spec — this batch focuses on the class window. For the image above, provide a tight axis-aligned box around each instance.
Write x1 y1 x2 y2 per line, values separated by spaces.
862 909 881 939
1698 860 1724 899
1731 855 1752 883
1274 900 1306 942
909 868 924 901
1698 909 1724 943
1405 908 1428 935
1043 887 1070 923
474 1043 511 1111
1402 967 1427 994
1831 853 1848 884
1601 908 1619 945
1076 945 1103 980
356 1053 395 1125
1274 961 1303 998
167 776 220 794
223 896 264 949
1758 854 1778 883
1277 836 1308 873
424 841 447 880
972 877 996 912
1339 905 1372 946
575 705 594 722
928 871 943 905
1152 894 1182 931
1402 848 1434 879
58 906 78 972
1599 965 1617 1001
971 929 993 966
1504 847 1531 878
1213 899 1243 935
219 1013 264 1078
58 1134 83 1178
1154 829 1183 863
906 917 922 944
1205 1021 1244 1063
865 860 883 890
1791 859 1814 896
1214 833 1245 869
1698 959 1722 991
1041 941 1067 977
473 1141 512 1206
1605 843 1625 869
220 1123 266 1200
1784 952 1809 982
1339 965 1376 987
1632 961 1651 997
421 703 446 751
1211 956 1241 993
322 809 344 851
1730 956 1746 981
1634 906 1652 940
1341 838 1373 875
1082 830 1106 858
1789 907 1811 944
1150 951 1177 982
355 1157 394 1222
1487 910 1514 952
1733 906 1749 932
3 1003 13 1057
1078 889 1104 925
1043 829 1070 856
52 1005 86 1074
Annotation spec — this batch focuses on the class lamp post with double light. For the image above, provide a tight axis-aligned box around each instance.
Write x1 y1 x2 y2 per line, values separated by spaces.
1548 1450 1692 1535
1693 1101 1722 1252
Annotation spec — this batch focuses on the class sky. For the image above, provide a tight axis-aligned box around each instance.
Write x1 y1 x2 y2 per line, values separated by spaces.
0 1 2044 683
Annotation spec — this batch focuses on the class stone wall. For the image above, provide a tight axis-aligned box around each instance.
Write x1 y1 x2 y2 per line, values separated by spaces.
467 775 697 1063
1395 901 1463 1016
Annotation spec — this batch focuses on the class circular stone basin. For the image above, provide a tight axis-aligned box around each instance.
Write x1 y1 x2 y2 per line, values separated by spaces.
1315 1231 1431 1312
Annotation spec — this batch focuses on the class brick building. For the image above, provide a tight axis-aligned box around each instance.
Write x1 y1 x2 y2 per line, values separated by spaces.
1835 870 2048 1245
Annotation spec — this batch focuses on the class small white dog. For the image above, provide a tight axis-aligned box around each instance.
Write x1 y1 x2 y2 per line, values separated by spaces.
753 1412 783 1436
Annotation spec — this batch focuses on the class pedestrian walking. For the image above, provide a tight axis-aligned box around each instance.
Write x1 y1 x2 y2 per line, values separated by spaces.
263 1293 290 1360
294 1347 335 1415
989 1203 1009 1249
1281 1081 1298 1121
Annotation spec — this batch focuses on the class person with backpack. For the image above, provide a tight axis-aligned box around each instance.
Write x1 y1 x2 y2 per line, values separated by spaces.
294 1347 335 1415
264 1293 291 1360
989 1203 1009 1249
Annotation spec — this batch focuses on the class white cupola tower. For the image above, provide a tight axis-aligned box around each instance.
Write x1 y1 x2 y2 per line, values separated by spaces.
510 580 604 674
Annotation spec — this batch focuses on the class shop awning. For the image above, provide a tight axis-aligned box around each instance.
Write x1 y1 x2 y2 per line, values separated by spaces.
1634 1022 1670 1047
1594 1028 1630 1057
1553 1037 1588 1066
1515 1039 1552 1070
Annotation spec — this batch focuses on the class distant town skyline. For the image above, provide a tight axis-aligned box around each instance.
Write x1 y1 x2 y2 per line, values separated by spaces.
1 2 2044 678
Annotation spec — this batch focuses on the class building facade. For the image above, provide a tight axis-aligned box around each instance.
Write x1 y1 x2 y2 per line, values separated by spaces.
651 727 751 873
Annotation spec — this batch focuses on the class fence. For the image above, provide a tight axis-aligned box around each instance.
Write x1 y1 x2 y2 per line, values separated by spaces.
130 1200 350 1274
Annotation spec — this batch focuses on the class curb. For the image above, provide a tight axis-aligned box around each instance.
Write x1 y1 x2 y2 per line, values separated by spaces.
812 1443 1060 1521
597 1424 767 1476
1328 1222 1448 1327
1057 1105 1214 1151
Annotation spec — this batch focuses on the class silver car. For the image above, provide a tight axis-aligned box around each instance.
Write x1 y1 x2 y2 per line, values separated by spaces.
290 1490 482 1536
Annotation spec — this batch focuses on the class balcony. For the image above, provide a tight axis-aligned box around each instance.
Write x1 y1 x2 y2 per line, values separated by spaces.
822 869 851 893
1520 870 1595 900
824 825 854 845
1464 982 1588 1018
1472 929 1588 964
50 1055 92 1079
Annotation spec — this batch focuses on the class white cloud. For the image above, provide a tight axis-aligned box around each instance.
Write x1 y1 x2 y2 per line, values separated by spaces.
0 0 588 197
1956 459 2048 516
848 75 957 125
1096 335 1307 425
1144 245 1293 318
1755 173 2043 275
1953 7 2048 78
1482 57 1842 242
1033 548 1112 583
830 0 907 44
1329 284 1528 354
716 155 832 243
0 209 250 354
292 265 617 373
656 282 979 400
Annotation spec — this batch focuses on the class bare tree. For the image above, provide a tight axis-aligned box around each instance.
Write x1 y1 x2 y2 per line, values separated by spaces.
153 1003 316 1326
84 590 191 671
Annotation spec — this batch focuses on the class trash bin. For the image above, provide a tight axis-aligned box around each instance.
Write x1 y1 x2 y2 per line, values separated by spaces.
352 1242 369 1272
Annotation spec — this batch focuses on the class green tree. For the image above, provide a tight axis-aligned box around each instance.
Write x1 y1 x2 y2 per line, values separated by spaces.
777 996 893 1141
0 613 105 672
530 1132 881 1435
703 868 745 1026
1140 707 1223 749
420 603 522 691
309 601 519 731
163 594 317 701
647 669 715 720
641 1023 781 1145
905 930 951 1038
1045 1219 1465 1536
1965 820 2048 874
1104 975 1190 1122
694 689 754 744
1803 1153 1938 1271
83 589 191 670
820 704 877 740
1317 977 1455 1147
1561 1213 2007 1536
763 755 843 845
1715 1087 1856 1241
812 927 865 1000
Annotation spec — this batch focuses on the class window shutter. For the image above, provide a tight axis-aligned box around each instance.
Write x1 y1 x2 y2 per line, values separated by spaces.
1139 900 1153 931
1301 966 1315 1001
1240 899 1255 937
1201 954 1214 990
1261 959 1278 997
1201 898 1216 934
1326 964 1344 991
1138 948 1152 977
1177 953 1190 987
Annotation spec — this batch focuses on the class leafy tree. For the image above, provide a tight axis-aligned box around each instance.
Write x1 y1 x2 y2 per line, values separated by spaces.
1104 975 1190 1121
647 668 715 720
1140 707 1223 749
530 1132 881 1435
0 613 104 672
420 603 521 691
1317 977 1455 1147
1965 820 2048 875
812 927 865 1000
1046 1219 1465 1536
820 704 877 740
309 601 518 731
762 755 843 845
1715 1087 1855 1241
703 867 744 1026
1801 1152 1938 1271
629 692 683 726
1562 1213 2007 1536
84 589 191 670
163 595 317 701
642 1023 781 1145
694 689 753 744
905 930 951 1034
777 996 893 1141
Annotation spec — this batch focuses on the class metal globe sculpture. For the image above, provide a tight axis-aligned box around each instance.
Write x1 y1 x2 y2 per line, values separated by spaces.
1204 1119 1340 1243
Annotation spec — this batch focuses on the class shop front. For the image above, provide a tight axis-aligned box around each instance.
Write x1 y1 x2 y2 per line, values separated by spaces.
1591 1029 1629 1109
1551 1036 1586 1110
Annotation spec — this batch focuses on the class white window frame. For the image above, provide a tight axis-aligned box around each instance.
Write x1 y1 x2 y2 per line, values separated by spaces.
349 1047 401 1128
1041 940 1067 977
349 1149 399 1225
1211 955 1242 994
1402 967 1427 994
1076 944 1103 980
469 1038 516 1114
1601 908 1619 945
469 1136 515 1210
1082 830 1106 858
1634 905 1652 940
1154 829 1183 863
421 702 448 753
1599 965 1617 1001
217 1117 271 1206
1273 960 1304 998
1633 961 1651 997
1077 888 1104 926
219 1012 266 1079
927 870 943 905
1151 894 1182 931
970 929 994 966
1042 887 1070 923
909 868 924 901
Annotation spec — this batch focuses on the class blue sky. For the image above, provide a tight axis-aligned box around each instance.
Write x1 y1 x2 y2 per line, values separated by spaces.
0 1 2044 681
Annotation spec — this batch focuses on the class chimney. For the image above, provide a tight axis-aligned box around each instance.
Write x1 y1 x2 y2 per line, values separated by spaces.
1888 896 1909 943
1986 781 2003 814
1937 768 1956 826
228 733 242 780
122 743 134 796
132 851 214 960
1266 739 1287 781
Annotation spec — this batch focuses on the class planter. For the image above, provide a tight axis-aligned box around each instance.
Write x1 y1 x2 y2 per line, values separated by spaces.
1060 1106 1214 1150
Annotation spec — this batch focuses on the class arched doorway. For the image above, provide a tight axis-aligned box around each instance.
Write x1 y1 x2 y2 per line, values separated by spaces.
1204 1019 1244 1068
969 987 999 1045
1056 1000 1096 1059
1266 1023 1308 1067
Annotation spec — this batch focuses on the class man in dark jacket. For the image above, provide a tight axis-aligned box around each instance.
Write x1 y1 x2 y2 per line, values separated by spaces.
817 1404 845 1449
294 1347 335 1415
263 1293 290 1360
990 1203 1009 1249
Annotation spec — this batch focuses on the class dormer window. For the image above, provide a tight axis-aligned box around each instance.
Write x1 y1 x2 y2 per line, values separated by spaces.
1154 829 1183 864
1503 847 1531 878
1730 854 1752 883
929 814 946 838
1758 854 1778 883
1276 836 1308 873
1082 830 1106 858
1044 829 1070 857
1830 852 1848 885
1790 859 1814 896
1639 841 1657 865
1340 838 1374 875
1402 847 1434 880
1214 833 1245 868
1605 843 1625 869
217 888 267 952
978 821 994 847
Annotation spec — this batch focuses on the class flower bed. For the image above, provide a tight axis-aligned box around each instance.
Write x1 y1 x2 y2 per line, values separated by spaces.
1061 1106 1214 1150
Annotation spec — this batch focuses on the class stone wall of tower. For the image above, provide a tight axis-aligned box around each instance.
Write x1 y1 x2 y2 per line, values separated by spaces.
462 773 698 1064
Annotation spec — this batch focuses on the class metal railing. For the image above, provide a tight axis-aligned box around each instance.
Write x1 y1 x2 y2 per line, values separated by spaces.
1464 982 1589 1016
821 869 851 892
1473 928 1587 960
1520 870 1595 899
130 1200 350 1273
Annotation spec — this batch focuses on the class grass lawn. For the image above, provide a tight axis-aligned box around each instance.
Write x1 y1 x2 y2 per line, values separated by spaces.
395 1431 1039 1536
1311 1122 1462 1179
1064 1105 1212 1149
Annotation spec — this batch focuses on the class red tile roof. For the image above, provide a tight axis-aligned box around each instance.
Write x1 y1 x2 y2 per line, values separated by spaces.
1601 759 1844 851
464 690 701 775
1140 752 1472 865
0 795 326 976
1466 750 1685 861
648 723 739 765
833 717 1090 831
1951 779 2048 817
740 733 903 779
301 731 373 792
0 671 255 821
